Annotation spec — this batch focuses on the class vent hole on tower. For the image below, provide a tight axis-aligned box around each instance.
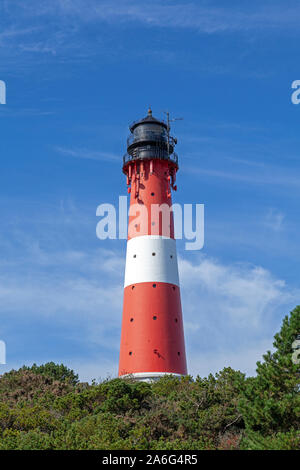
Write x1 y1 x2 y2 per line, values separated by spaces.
151 192 155 196
133 254 137 258
129 351 132 356
153 283 157 288
132 286 135 290
175 318 178 323
152 222 155 226
177 352 180 356
172 286 176 291
152 252 156 256
153 315 157 320
170 255 173 259
130 318 134 322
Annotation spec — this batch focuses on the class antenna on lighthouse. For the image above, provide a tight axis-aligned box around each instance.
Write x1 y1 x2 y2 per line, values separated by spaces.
163 111 183 157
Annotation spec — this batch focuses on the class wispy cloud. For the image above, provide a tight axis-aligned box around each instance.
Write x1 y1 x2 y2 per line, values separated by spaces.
55 146 119 162
1 0 300 63
264 208 285 232
0 241 124 359
184 162 300 188
0 107 55 117
7 1 300 33
0 27 40 43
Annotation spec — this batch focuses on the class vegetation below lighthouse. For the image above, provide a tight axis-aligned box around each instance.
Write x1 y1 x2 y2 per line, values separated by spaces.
0 306 299 450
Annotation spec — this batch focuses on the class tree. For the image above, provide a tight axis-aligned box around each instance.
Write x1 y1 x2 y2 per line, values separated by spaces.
239 306 300 434
23 362 79 385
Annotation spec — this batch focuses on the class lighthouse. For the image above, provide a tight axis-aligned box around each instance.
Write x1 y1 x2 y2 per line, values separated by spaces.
118 108 187 381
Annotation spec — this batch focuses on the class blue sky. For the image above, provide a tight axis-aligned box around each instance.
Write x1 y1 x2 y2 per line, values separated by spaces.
0 0 299 381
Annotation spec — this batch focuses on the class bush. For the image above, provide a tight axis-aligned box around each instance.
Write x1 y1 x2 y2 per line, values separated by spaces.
0 307 299 450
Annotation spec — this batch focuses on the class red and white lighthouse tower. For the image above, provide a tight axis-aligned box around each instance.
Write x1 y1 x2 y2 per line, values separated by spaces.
119 108 187 381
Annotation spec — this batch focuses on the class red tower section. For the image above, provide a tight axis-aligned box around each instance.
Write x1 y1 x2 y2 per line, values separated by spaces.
118 108 187 381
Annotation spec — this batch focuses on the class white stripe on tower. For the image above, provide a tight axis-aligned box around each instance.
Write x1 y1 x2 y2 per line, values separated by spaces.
124 235 179 288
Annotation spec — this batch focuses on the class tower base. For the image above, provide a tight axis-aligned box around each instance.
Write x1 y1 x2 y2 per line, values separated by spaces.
119 372 184 383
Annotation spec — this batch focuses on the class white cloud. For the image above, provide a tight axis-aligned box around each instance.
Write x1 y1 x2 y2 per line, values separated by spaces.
188 339 273 378
264 208 285 232
0 230 298 380
179 254 298 377
179 255 290 327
